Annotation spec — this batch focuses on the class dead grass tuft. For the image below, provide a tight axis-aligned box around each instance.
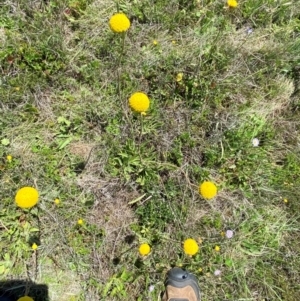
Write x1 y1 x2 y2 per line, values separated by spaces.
86 182 138 283
34 90 56 120
68 141 95 161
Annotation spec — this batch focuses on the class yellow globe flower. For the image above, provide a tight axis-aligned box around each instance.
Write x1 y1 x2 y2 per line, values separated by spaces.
227 0 238 8
109 13 130 33
129 92 150 113
15 187 39 209
31 243 38 250
139 243 151 256
17 297 34 301
183 238 199 256
199 181 217 200
176 73 183 82
78 218 84 225
214 245 220 252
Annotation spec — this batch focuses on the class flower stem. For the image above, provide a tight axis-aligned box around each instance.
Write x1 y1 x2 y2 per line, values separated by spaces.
138 113 144 156
121 31 126 55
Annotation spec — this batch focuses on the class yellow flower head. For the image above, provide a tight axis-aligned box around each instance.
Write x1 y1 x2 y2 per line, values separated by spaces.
17 297 34 301
31 243 38 250
227 0 238 8
129 92 150 113
78 219 84 225
153 40 158 46
6 155 12 162
54 198 60 205
183 238 199 256
139 243 151 256
283 198 288 203
214 245 220 252
199 181 217 199
109 13 130 33
15 187 39 209
176 73 183 82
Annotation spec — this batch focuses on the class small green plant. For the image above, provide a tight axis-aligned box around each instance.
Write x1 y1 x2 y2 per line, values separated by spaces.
102 269 134 298
108 140 164 187
0 208 39 275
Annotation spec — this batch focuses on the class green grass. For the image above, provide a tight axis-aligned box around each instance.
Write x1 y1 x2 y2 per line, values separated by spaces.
1 0 300 300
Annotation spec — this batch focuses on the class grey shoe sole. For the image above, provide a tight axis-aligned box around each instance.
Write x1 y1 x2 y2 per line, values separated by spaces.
165 267 201 301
